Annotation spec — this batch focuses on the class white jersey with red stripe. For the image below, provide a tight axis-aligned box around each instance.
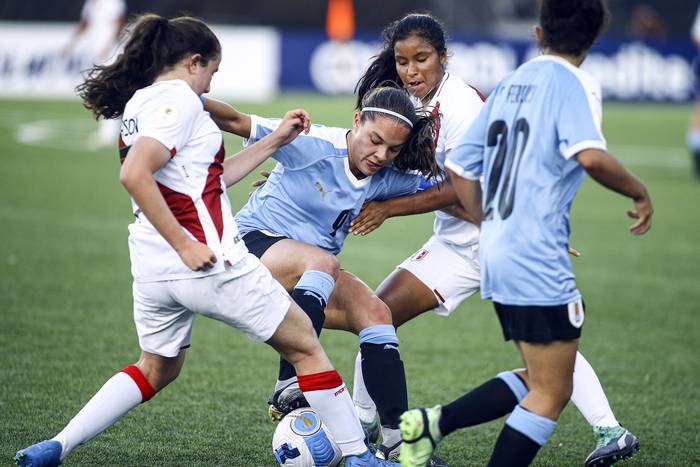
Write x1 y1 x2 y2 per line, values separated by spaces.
412 72 485 251
120 79 250 282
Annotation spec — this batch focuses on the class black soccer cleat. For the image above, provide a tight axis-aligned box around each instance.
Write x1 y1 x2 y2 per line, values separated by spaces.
585 427 640 467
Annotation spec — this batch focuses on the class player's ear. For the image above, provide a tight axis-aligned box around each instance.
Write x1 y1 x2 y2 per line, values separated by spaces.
188 53 203 72
353 111 361 130
439 48 447 66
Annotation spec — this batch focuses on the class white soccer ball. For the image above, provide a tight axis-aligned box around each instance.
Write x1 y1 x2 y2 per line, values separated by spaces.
272 408 342 467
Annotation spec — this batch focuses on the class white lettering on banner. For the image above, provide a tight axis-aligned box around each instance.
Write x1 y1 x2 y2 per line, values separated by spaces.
0 22 279 101
310 40 379 94
447 42 518 94
583 42 692 101
306 38 692 101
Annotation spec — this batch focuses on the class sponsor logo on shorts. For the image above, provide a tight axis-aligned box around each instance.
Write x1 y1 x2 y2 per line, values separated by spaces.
567 299 585 328
410 249 429 261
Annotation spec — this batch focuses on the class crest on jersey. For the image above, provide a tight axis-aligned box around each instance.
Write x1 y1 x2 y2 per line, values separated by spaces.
567 300 585 328
156 104 179 125
410 249 429 262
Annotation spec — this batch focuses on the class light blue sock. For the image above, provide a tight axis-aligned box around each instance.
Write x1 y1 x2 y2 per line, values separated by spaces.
295 270 335 304
496 371 529 402
505 405 556 446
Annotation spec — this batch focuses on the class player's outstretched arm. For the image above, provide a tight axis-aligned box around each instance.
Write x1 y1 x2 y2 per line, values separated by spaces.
576 148 653 235
448 169 483 227
349 177 476 236
202 96 252 137
120 137 217 271
223 109 310 187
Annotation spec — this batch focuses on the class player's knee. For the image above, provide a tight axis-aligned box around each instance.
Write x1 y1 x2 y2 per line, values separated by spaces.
137 355 184 391
282 335 322 366
361 297 393 327
304 251 340 279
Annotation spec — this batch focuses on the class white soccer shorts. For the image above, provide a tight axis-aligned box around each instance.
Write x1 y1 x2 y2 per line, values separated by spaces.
132 253 291 357
397 235 481 316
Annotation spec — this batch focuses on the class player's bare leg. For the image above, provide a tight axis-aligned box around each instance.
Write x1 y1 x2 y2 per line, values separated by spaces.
325 267 439 448
324 271 408 460
258 239 340 419
267 301 399 466
16 351 185 466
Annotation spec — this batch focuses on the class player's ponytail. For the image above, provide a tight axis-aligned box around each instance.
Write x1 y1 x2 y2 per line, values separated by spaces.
360 86 440 179
77 14 220 119
355 13 447 109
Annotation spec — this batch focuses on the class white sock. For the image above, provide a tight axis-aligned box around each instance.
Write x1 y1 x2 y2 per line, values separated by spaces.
571 352 619 428
298 370 366 456
52 366 155 461
352 350 377 424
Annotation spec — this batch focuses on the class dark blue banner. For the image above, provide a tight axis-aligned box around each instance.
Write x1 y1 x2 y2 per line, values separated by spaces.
280 31 697 102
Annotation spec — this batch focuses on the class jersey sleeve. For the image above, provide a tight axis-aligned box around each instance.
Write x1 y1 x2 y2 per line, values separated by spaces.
556 75 607 160
372 169 420 200
445 93 494 181
442 88 485 153
245 115 332 169
136 86 201 156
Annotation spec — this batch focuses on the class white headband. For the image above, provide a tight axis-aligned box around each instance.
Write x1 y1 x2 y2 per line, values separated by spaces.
361 107 413 128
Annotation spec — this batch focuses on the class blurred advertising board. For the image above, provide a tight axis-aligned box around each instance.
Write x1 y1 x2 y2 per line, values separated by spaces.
280 31 697 102
0 22 279 100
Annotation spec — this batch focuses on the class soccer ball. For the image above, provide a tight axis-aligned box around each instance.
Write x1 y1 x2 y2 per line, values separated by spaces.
272 408 342 466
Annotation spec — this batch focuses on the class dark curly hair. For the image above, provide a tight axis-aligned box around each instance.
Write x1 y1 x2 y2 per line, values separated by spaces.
359 85 440 179
77 14 220 119
355 13 446 109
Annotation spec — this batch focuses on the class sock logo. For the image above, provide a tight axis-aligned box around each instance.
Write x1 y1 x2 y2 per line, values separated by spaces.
383 344 399 352
303 290 325 306
334 386 347 397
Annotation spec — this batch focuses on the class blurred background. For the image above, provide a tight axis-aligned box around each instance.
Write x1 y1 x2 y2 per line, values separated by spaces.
2 1 699 465
0 0 697 101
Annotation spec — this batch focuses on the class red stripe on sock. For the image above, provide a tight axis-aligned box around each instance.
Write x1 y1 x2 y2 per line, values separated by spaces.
120 365 156 402
298 370 343 391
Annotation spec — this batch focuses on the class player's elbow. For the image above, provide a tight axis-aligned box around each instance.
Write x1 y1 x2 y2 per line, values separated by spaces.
576 148 608 173
119 165 140 191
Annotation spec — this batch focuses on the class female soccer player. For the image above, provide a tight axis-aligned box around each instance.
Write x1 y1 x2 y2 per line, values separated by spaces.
202 84 438 460
15 14 396 467
329 11 642 465
399 2 653 466
329 12 640 465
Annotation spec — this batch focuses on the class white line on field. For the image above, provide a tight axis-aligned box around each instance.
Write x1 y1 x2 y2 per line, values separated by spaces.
610 144 690 169
7 117 693 169
13 119 97 152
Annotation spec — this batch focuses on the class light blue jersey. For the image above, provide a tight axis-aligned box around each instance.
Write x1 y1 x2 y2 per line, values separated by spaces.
235 115 420 254
446 55 606 306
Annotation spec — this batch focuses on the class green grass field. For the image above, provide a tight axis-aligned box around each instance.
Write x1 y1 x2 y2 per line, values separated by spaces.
1 95 699 466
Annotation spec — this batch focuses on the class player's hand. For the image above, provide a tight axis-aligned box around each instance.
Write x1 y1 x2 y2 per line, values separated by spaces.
628 195 653 235
176 238 218 271
568 247 581 257
252 170 270 188
350 201 388 236
248 170 271 198
271 108 311 146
